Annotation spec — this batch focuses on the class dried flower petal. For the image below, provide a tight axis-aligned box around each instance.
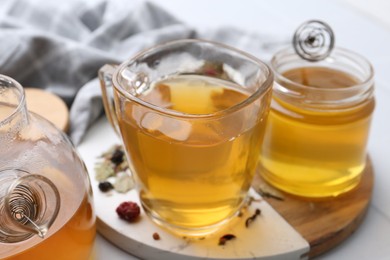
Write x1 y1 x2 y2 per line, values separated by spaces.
115 159 129 173
95 161 115 181
100 145 120 159
114 173 134 193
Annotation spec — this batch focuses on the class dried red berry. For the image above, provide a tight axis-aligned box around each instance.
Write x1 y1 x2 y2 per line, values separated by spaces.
116 201 140 222
152 232 160 240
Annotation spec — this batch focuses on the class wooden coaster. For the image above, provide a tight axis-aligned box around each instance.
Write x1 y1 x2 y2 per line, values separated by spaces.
252 157 374 258
24 88 69 132
78 116 373 259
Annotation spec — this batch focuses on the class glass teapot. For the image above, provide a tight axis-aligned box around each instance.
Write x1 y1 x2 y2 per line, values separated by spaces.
0 74 96 259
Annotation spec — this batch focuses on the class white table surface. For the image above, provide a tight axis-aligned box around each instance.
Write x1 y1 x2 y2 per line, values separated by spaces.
89 0 390 259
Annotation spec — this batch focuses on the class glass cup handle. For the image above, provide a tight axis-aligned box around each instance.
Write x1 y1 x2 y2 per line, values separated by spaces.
99 64 120 135
98 65 136 187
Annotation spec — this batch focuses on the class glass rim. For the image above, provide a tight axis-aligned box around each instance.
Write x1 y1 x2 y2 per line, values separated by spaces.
112 39 273 119
0 74 26 126
270 46 375 93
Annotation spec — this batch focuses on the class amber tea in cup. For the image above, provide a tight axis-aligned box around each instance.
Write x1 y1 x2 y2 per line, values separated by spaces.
259 47 375 198
99 39 273 236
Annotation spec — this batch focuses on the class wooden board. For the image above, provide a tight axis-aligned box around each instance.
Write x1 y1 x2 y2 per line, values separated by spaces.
252 157 374 258
78 116 374 259
24 88 69 132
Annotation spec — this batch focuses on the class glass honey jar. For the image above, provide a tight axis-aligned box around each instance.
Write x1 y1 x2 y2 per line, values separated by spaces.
259 21 375 198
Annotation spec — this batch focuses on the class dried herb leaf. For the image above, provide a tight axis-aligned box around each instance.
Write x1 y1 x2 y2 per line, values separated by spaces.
257 188 284 201
245 208 261 228
218 234 236 246
247 196 262 206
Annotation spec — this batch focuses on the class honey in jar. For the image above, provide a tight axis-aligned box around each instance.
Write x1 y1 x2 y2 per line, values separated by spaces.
259 48 375 198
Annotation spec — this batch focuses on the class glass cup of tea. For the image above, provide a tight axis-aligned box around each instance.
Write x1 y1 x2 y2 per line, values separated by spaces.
259 46 375 198
99 39 273 236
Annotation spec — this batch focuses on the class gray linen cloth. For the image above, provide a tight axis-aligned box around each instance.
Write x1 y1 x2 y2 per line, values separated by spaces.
0 0 284 144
